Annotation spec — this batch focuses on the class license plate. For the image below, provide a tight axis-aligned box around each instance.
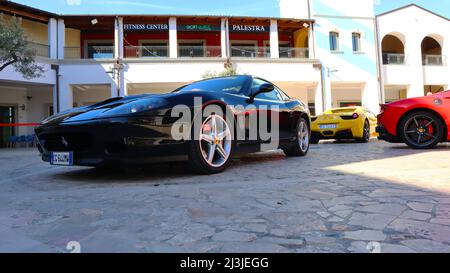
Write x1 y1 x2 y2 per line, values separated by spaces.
50 152 73 166
319 124 337 130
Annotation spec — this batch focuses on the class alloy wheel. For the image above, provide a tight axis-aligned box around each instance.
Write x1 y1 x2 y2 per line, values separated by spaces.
199 114 232 168
403 115 439 147
298 119 310 152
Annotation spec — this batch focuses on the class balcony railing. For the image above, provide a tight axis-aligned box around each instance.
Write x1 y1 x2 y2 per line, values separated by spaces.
423 55 445 66
231 46 269 58
179 46 221 58
28 42 49 58
65 46 114 59
279 47 309 59
125 45 168 58
383 53 406 65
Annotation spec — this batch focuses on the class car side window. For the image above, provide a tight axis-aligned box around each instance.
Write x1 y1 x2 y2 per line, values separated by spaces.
275 86 291 101
251 79 282 101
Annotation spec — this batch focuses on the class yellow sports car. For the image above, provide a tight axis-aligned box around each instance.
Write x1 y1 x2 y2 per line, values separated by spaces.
310 107 377 144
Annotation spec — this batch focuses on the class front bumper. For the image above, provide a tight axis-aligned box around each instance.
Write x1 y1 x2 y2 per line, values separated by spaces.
376 125 402 143
35 116 188 167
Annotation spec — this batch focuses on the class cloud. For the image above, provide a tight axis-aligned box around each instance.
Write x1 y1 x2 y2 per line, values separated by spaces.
67 0 82 5
374 0 382 6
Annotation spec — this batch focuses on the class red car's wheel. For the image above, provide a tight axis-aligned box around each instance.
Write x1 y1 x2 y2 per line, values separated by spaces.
399 111 444 149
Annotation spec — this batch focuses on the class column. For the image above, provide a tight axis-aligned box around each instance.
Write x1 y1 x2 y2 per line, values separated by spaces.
48 18 58 59
314 82 324 116
221 18 228 58
405 37 424 98
362 79 382 114
308 24 315 59
59 84 73 112
114 17 124 59
57 19 65 59
323 66 332 110
270 20 279 59
169 17 178 58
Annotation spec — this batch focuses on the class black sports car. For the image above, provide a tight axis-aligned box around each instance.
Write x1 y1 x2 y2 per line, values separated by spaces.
35 75 311 174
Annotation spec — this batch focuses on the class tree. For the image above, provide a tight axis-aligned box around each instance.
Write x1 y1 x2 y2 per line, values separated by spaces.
0 15 44 79
202 63 243 79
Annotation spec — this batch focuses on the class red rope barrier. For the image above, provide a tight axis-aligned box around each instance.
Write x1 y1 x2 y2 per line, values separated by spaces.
0 123 40 127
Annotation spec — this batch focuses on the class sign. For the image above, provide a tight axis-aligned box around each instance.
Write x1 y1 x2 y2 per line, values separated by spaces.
230 24 269 33
179 24 220 32
124 24 169 31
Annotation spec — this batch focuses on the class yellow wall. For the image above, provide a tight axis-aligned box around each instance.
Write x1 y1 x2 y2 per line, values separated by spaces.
66 28 81 47
21 19 48 45
293 28 309 48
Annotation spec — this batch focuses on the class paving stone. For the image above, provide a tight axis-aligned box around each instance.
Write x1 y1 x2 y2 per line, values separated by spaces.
430 218 450 226
348 213 397 229
399 210 431 221
343 230 386 241
406 202 434 213
212 231 257 242
401 239 450 253
355 203 406 216
388 219 450 243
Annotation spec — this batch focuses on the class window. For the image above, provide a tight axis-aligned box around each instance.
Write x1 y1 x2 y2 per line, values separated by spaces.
141 42 168 57
176 76 248 94
329 32 339 51
178 41 205 57
352 33 361 52
86 42 114 59
308 103 316 116
251 78 282 101
231 42 257 57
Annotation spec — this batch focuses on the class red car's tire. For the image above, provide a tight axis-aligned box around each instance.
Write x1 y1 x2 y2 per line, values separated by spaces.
398 111 444 149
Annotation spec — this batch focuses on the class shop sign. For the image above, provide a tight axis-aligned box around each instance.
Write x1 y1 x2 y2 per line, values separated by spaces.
179 24 220 31
124 24 169 31
230 25 269 32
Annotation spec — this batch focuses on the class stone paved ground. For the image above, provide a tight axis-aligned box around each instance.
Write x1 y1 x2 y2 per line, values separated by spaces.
1 140 450 253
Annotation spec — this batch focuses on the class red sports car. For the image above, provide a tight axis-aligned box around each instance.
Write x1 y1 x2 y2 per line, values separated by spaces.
377 91 450 149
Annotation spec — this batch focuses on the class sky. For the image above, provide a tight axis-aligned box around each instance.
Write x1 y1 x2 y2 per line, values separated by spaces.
9 0 450 18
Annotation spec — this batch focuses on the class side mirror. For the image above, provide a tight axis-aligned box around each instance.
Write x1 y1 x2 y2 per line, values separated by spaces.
248 83 275 102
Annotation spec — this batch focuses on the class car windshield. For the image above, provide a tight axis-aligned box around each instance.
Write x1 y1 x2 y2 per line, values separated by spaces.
175 76 247 94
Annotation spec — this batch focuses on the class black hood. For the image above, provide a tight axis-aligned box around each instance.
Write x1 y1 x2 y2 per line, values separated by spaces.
41 93 171 125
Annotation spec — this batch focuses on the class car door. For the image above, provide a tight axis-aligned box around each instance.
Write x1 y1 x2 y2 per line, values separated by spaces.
250 78 292 143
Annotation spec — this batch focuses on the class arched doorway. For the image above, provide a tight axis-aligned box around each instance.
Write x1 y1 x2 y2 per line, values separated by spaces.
382 34 405 65
421 36 443 65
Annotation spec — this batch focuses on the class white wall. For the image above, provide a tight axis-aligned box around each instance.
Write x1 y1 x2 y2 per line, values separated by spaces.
377 5 450 98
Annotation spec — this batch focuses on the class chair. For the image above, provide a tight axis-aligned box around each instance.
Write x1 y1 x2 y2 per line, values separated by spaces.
26 135 36 147
8 136 18 148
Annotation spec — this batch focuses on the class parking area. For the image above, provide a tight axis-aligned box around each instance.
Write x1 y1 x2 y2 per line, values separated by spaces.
1 140 450 253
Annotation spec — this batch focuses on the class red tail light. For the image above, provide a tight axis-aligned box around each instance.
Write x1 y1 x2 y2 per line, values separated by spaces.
352 113 359 119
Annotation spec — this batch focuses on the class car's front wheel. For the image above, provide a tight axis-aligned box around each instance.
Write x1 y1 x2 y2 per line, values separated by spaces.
188 113 234 174
283 117 310 157
399 111 444 149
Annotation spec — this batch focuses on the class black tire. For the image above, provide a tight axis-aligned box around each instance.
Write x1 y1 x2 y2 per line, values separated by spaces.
398 111 444 149
356 120 370 143
188 114 234 174
283 117 310 157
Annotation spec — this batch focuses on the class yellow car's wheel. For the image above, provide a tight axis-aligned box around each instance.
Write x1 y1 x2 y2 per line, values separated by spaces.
356 120 370 143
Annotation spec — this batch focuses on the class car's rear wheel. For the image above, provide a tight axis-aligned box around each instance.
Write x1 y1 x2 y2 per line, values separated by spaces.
356 120 370 143
283 117 310 157
399 111 444 149
188 113 234 174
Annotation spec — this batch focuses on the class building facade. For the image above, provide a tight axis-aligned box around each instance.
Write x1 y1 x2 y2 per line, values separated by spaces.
0 0 449 147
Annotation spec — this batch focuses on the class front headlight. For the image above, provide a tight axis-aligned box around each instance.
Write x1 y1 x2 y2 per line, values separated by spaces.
102 98 167 116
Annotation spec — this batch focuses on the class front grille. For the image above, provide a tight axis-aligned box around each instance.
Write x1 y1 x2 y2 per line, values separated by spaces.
40 133 93 152
322 131 334 136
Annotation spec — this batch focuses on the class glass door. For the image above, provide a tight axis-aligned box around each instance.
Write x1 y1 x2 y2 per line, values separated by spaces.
0 106 16 148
